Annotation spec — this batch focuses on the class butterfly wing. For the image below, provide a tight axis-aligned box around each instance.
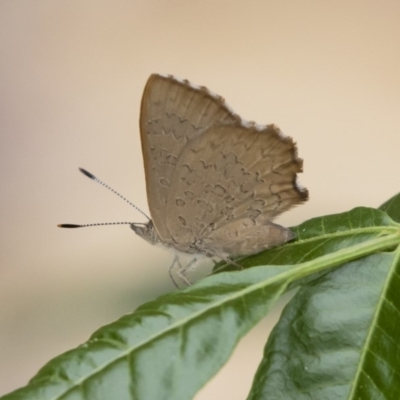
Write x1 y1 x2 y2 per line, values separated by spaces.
140 74 240 244
165 123 308 255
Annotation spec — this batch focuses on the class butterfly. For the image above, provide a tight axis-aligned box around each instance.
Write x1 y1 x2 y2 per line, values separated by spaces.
133 75 308 277
60 74 308 285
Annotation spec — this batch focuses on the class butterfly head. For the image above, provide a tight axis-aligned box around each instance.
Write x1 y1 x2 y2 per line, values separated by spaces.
130 220 159 245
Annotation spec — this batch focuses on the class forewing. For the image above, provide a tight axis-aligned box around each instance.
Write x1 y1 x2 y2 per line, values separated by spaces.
140 74 239 243
165 124 308 252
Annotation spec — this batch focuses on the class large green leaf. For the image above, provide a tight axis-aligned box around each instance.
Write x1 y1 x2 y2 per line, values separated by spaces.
2 206 400 400
0 265 294 400
247 249 400 399
247 196 400 399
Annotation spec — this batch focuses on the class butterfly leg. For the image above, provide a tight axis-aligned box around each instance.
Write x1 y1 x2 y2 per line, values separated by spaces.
176 257 197 286
168 254 182 288
168 255 196 287
214 254 243 271
176 257 202 286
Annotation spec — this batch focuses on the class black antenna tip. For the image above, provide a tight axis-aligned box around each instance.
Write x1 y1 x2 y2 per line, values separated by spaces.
79 168 96 180
58 224 82 228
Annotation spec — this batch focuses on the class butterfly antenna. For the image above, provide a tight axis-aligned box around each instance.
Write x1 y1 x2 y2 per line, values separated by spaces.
58 169 150 229
58 222 147 229
78 167 151 220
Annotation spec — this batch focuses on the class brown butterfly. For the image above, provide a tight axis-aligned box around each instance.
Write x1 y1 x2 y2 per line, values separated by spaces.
60 74 308 285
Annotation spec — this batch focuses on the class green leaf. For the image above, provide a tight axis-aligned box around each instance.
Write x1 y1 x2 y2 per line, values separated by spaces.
247 248 400 399
0 265 295 400
379 192 400 223
247 195 400 400
2 206 400 400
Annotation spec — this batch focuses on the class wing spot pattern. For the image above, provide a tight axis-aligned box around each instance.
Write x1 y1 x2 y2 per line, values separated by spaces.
176 198 186 207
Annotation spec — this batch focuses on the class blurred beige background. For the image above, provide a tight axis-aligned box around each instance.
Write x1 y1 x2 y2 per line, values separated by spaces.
1 1 399 398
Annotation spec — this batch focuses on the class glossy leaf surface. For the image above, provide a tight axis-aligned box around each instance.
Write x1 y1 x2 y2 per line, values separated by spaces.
247 194 400 399
247 250 400 399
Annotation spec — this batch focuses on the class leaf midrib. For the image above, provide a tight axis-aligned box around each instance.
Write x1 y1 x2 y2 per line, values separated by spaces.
53 270 290 399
